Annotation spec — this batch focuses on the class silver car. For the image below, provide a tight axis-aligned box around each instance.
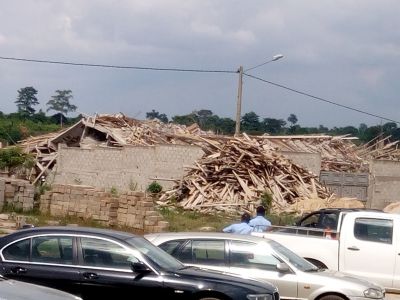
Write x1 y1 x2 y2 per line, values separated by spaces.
0 275 82 300
145 232 385 300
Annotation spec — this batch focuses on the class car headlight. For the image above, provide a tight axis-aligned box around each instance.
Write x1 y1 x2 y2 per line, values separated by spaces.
247 294 273 300
364 288 384 299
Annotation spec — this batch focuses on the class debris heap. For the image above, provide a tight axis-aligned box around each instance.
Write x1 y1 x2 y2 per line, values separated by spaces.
159 135 331 214
259 135 366 172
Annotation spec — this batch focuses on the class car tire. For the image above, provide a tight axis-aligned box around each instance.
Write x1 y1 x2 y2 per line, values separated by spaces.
319 295 346 300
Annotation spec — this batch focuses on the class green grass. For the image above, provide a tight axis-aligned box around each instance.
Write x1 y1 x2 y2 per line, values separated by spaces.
158 206 298 232
1 204 298 235
158 207 236 232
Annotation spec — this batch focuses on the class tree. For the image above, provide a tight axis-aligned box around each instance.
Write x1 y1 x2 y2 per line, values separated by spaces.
15 87 39 117
145 109 168 123
172 113 199 126
195 109 213 127
241 112 262 134
46 90 77 127
287 113 298 126
262 118 286 135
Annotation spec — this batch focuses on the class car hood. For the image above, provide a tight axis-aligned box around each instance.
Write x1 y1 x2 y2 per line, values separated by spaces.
0 279 81 300
169 266 277 293
302 269 384 291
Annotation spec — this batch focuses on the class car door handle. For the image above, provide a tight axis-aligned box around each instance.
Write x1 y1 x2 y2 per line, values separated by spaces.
83 272 99 280
347 246 360 251
10 267 27 274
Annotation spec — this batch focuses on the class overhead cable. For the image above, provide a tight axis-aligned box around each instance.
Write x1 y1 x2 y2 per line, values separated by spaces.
0 56 236 74
244 72 399 124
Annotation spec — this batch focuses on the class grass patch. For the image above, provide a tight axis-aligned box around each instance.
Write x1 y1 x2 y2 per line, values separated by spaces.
158 207 236 232
158 206 299 232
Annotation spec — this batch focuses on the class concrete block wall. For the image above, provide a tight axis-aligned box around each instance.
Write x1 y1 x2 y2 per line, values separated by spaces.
0 178 34 211
368 160 400 209
40 184 169 233
279 151 321 176
53 144 204 192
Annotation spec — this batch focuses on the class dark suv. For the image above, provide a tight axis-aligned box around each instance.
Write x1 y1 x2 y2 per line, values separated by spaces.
0 226 279 300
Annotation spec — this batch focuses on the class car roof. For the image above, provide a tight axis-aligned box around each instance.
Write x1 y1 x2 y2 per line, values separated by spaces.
310 208 382 213
0 226 139 245
145 232 271 243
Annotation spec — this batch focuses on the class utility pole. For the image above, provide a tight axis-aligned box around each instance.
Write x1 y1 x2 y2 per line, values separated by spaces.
235 66 244 136
234 54 283 137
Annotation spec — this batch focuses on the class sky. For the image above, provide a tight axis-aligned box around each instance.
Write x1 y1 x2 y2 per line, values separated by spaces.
0 0 399 128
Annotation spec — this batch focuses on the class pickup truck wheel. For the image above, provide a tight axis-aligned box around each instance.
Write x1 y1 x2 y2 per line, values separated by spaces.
319 295 346 300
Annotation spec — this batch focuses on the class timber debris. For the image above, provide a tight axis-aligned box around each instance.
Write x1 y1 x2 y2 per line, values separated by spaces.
15 113 400 214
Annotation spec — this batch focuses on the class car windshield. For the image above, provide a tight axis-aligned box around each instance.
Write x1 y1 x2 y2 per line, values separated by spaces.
126 237 184 272
269 240 318 272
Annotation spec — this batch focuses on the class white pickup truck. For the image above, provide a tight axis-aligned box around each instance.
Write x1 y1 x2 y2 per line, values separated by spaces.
253 210 400 292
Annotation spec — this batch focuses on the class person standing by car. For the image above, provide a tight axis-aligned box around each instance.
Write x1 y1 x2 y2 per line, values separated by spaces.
223 212 252 234
249 206 271 232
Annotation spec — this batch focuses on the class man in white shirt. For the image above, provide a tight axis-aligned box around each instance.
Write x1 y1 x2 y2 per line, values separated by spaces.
223 212 252 234
249 206 271 232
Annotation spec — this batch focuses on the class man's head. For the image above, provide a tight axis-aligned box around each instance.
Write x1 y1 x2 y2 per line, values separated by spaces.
256 205 266 216
241 212 251 223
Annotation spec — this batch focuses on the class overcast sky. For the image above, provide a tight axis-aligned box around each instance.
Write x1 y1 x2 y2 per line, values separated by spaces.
0 0 399 128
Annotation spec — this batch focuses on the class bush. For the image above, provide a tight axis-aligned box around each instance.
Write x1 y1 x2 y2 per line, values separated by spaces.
260 191 273 214
147 181 162 194
0 146 34 176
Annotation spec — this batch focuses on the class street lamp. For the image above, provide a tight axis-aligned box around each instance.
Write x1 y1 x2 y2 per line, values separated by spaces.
235 54 284 136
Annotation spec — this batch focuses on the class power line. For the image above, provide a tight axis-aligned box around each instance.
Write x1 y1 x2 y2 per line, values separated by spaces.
0 56 236 74
1 55 397 124
244 72 400 125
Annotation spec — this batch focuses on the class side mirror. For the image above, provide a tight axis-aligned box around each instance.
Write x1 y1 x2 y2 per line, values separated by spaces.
131 261 151 274
276 262 290 273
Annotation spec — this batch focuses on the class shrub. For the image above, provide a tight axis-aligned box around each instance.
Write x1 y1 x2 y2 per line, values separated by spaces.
147 181 162 194
0 146 35 176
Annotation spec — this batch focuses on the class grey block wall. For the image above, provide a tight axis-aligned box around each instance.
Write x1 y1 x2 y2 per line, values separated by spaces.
368 160 400 209
53 144 204 192
280 151 321 176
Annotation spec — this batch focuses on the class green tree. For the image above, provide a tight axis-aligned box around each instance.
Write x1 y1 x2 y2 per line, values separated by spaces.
287 113 298 126
172 113 199 126
241 112 261 133
195 109 213 127
15 87 39 117
146 109 168 123
46 90 77 127
262 118 286 135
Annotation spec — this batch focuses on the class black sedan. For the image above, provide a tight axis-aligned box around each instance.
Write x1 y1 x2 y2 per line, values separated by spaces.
0 226 279 300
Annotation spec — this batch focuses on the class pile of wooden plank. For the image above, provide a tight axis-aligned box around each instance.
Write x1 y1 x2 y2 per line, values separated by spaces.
259 135 366 172
357 135 400 161
159 134 332 214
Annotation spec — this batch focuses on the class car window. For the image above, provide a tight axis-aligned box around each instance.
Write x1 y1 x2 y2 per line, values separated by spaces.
80 237 135 269
230 241 281 271
320 213 338 229
2 239 30 261
126 237 184 271
159 240 184 256
299 213 320 228
32 236 73 264
191 240 225 266
354 218 393 244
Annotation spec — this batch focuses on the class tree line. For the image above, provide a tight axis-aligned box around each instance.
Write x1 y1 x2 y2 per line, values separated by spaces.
1 86 398 146
146 109 400 143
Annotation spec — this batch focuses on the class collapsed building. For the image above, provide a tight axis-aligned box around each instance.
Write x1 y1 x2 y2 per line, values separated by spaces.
18 113 400 214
